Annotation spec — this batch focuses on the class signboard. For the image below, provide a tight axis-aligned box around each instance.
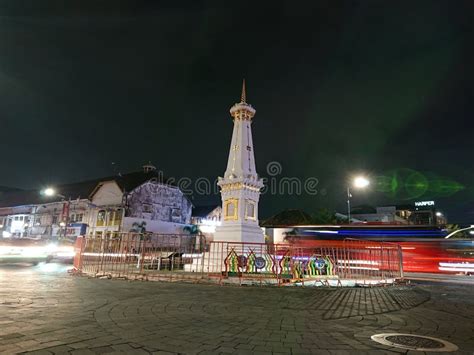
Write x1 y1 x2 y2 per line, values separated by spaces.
52 223 87 238
414 201 435 207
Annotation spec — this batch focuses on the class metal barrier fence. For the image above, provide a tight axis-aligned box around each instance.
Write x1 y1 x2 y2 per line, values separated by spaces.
206 239 403 285
73 234 403 285
75 233 205 282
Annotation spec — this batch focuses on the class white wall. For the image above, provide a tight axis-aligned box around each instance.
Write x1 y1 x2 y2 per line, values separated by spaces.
123 217 188 235
91 181 123 206
264 227 293 244
126 182 192 224
350 213 409 224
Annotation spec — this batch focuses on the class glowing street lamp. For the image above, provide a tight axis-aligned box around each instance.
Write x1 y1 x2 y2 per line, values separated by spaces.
43 187 55 196
41 187 67 240
42 187 65 199
353 176 370 189
347 176 370 223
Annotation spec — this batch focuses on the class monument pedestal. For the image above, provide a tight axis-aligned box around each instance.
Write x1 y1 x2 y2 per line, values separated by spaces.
213 223 264 244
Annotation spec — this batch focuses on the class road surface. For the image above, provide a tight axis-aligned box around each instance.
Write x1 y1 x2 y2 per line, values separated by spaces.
0 263 473 354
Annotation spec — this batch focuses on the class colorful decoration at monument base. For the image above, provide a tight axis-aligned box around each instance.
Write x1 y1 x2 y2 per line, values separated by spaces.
223 247 335 280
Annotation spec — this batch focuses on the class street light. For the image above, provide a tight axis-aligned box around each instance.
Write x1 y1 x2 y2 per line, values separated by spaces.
353 176 370 189
42 187 65 199
43 187 55 197
41 187 67 241
347 176 370 223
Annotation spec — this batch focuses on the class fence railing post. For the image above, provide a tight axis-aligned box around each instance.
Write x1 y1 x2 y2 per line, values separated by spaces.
398 245 404 279
73 236 85 272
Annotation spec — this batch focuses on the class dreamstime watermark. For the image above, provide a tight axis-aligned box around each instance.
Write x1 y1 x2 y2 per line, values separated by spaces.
261 161 320 196
158 161 323 197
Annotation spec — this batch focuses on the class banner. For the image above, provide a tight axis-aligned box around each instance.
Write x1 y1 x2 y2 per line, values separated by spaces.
61 201 70 222
52 223 87 238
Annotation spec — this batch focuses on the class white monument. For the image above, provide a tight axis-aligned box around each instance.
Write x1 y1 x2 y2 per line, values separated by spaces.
213 80 265 244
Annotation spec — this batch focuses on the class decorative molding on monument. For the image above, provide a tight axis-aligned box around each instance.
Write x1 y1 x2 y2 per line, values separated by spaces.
229 107 255 121
218 182 262 193
223 198 239 221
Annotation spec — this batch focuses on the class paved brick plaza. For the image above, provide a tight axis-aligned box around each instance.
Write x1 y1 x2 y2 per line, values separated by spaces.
1 264 473 354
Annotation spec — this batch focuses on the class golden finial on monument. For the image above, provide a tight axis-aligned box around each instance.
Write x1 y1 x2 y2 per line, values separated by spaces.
241 78 246 103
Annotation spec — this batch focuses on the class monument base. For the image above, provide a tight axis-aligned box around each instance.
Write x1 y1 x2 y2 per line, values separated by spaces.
213 223 265 244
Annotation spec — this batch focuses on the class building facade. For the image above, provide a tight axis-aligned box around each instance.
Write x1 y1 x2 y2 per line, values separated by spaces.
350 201 447 225
0 165 193 240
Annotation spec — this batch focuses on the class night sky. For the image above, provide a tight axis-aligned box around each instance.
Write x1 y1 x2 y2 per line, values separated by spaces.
1 1 473 222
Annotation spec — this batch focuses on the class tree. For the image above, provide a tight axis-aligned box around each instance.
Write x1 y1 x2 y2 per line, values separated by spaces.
130 221 147 233
310 208 338 224
183 224 203 251
183 224 200 235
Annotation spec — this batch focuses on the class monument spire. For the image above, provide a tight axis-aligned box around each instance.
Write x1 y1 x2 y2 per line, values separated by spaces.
241 79 246 103
214 81 265 244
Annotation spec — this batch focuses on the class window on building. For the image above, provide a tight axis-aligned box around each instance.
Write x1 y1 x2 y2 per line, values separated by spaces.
105 211 111 226
96 210 106 226
143 204 152 213
52 215 58 225
109 209 122 226
116 210 121 225
70 213 83 223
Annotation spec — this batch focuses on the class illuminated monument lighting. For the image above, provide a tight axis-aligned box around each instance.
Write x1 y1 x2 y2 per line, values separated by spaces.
214 80 265 243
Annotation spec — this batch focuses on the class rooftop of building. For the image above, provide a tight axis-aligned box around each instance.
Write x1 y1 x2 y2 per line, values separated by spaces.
351 203 436 214
0 169 174 208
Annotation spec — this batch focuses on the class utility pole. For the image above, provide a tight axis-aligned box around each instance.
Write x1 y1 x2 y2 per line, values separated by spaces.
347 187 352 224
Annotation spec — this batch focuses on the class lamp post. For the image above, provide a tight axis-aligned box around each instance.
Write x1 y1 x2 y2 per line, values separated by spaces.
43 187 65 199
347 176 370 224
42 187 68 240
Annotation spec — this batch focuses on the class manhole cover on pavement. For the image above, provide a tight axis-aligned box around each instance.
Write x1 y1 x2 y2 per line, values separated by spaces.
371 333 458 352
386 335 444 349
